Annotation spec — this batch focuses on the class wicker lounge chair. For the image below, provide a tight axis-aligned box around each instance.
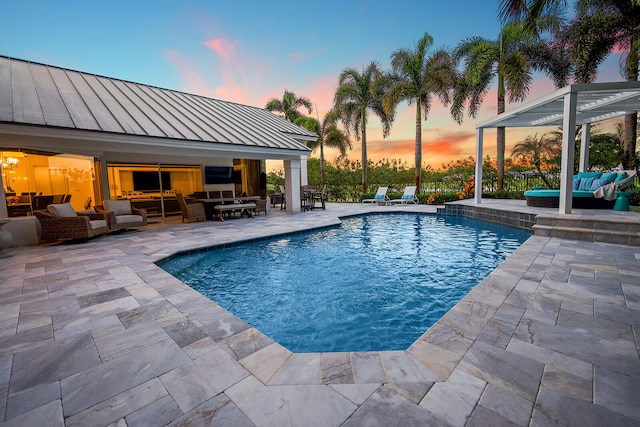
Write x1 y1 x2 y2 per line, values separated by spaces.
34 203 108 242
176 192 206 222
96 199 147 232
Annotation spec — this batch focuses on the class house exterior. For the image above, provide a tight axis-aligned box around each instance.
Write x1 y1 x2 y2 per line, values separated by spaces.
0 55 316 222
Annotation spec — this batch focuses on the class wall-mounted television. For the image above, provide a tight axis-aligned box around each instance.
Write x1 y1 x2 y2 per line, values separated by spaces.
132 171 171 192
204 166 233 184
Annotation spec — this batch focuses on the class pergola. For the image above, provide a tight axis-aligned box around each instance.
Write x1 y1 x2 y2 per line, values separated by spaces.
475 81 640 213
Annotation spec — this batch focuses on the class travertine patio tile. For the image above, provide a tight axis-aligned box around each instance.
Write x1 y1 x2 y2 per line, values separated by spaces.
541 365 592 401
239 342 291 384
198 310 251 341
92 321 170 362
125 283 163 305
465 405 518 427
420 369 486 426
329 384 379 405
268 352 321 385
594 299 640 326
116 300 181 329
594 366 640 421
476 318 517 349
344 386 448 427
532 386 638 426
167 393 253 427
321 352 354 384
557 307 634 342
162 319 208 348
53 313 122 340
9 332 98 395
60 338 189 417
459 340 544 401
5 381 60 421
506 338 593 380
478 383 534 426
408 339 461 381
513 317 640 377
18 295 79 320
219 327 274 360
182 336 219 359
77 288 132 308
0 399 63 427
379 350 439 384
351 352 386 384
226 375 356 427
125 394 181 427
161 347 249 413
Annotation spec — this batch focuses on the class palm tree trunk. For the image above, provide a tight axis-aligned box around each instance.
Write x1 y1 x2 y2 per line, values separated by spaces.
320 143 326 188
361 111 368 193
415 104 422 191
624 35 638 170
497 74 506 191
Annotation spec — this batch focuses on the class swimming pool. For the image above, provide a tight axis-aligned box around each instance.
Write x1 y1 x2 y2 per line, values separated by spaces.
160 213 530 352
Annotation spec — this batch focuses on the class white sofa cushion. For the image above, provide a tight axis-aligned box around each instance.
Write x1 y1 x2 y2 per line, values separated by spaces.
48 203 77 217
104 199 132 216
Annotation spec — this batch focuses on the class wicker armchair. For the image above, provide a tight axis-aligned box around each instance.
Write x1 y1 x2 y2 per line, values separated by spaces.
176 193 206 222
254 190 270 215
34 204 108 242
96 199 147 232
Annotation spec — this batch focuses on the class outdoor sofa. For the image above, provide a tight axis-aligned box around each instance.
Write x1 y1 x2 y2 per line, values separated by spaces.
524 170 636 208
34 203 108 242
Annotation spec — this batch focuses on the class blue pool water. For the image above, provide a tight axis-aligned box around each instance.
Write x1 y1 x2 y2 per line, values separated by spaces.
160 214 530 352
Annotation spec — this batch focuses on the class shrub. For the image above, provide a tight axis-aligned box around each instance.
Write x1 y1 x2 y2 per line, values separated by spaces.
629 186 640 206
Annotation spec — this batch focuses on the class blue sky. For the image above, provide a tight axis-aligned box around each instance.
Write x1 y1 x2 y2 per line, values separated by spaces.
0 0 625 168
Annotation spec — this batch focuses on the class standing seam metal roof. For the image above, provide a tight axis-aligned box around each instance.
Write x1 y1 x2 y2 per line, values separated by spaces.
0 56 315 152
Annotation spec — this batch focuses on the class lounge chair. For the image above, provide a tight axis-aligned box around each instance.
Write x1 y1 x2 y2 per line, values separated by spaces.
176 192 206 222
390 186 419 204
96 199 148 232
34 203 108 242
362 186 390 205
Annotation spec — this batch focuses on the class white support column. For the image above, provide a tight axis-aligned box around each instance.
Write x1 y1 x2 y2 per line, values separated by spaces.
99 157 109 202
0 180 7 218
559 91 578 214
579 123 590 173
474 127 483 204
300 155 308 186
284 159 301 213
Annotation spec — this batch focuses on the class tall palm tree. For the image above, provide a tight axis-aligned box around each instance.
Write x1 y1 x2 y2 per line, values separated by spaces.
562 0 640 170
453 18 569 191
384 33 458 191
511 133 560 187
498 0 567 26
333 62 394 193
294 109 352 188
265 89 313 122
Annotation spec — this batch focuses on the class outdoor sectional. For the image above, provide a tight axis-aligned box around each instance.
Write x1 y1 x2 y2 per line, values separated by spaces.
524 170 636 208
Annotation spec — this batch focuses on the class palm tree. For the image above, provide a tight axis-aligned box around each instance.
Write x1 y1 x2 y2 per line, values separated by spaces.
383 33 458 191
453 18 569 191
561 0 640 170
333 62 394 193
498 0 567 26
511 133 560 187
294 109 352 188
265 89 313 122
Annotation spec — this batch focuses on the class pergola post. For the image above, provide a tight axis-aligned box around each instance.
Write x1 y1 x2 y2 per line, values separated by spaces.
579 123 590 173
284 159 301 213
475 127 484 204
559 91 578 214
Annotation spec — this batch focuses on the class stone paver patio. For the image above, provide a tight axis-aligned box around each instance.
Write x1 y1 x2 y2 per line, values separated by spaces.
0 201 639 426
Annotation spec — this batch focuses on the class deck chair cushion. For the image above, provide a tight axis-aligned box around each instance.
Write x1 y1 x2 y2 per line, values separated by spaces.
48 202 77 217
104 199 132 216
402 194 413 200
374 194 385 200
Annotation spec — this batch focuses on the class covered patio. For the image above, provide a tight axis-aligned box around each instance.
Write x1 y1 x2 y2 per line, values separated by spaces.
474 81 640 213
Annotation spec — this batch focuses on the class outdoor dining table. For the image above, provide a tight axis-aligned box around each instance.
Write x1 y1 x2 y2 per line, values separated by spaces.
194 196 260 220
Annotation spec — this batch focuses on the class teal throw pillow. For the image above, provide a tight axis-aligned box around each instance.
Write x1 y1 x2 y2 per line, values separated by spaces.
578 171 603 179
572 177 580 190
614 172 628 182
600 172 618 183
589 178 609 191
578 177 596 191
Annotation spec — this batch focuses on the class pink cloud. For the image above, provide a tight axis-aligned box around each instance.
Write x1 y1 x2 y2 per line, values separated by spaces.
165 50 215 98
203 38 236 61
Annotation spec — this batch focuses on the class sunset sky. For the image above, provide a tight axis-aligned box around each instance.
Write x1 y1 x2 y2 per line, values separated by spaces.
1 0 625 170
